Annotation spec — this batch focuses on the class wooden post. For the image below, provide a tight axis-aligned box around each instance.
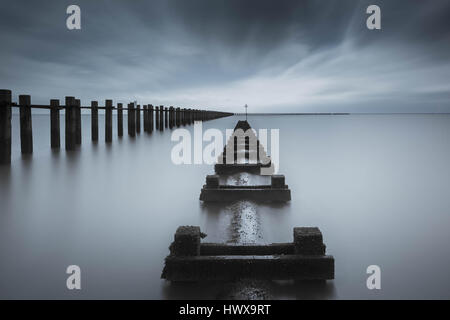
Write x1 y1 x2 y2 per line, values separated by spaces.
176 107 180 127
174 107 177 127
165 107 168 128
155 106 159 130
117 103 123 137
169 106 173 129
19 95 33 154
143 105 148 132
136 104 141 134
187 109 191 124
105 100 113 142
91 101 98 142
149 105 154 133
75 99 81 145
65 96 76 151
50 99 60 149
0 90 11 164
159 106 164 131
128 103 135 137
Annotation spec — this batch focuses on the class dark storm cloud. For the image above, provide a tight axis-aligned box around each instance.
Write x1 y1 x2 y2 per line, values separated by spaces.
0 0 450 112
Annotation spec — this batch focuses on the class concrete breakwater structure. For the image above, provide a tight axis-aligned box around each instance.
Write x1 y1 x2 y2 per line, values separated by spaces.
162 120 334 284
201 120 290 202
214 120 274 174
0 89 233 164
161 226 334 281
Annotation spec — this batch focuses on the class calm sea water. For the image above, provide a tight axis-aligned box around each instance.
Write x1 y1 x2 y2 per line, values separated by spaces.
1 114 450 299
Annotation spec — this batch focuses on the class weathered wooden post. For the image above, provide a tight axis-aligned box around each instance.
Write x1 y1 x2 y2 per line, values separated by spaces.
173 107 177 127
149 105 154 133
0 90 12 164
117 103 123 137
176 107 180 127
19 95 33 154
105 100 113 142
50 99 60 149
187 108 192 125
173 106 176 128
168 106 173 129
155 106 159 130
75 99 81 145
159 106 164 131
165 107 168 128
128 102 136 137
143 105 148 132
136 104 141 134
91 101 98 142
65 97 76 151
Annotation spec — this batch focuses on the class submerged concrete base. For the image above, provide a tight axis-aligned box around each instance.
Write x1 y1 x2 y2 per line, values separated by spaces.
162 226 334 282
162 255 334 281
200 187 291 202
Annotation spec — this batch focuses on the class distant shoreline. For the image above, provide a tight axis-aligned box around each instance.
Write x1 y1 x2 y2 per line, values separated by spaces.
234 112 450 115
10 112 450 116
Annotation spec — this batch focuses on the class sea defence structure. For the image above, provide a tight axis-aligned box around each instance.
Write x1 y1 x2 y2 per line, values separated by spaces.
0 89 233 165
200 120 290 202
161 226 334 281
162 119 334 283
214 120 273 174
200 174 291 202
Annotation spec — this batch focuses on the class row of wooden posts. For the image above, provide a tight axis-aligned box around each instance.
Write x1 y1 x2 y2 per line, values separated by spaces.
0 89 233 165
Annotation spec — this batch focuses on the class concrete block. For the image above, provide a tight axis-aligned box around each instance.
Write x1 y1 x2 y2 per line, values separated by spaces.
271 175 285 188
205 175 219 188
170 226 204 256
294 227 325 255
162 255 334 281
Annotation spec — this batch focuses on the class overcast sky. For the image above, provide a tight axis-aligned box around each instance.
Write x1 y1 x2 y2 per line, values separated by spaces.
1 0 450 113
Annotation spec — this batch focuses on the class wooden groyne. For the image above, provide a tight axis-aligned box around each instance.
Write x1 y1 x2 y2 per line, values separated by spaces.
0 89 233 164
161 226 334 281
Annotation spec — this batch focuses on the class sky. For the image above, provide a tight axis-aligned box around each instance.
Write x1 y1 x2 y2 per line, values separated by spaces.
1 0 450 113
